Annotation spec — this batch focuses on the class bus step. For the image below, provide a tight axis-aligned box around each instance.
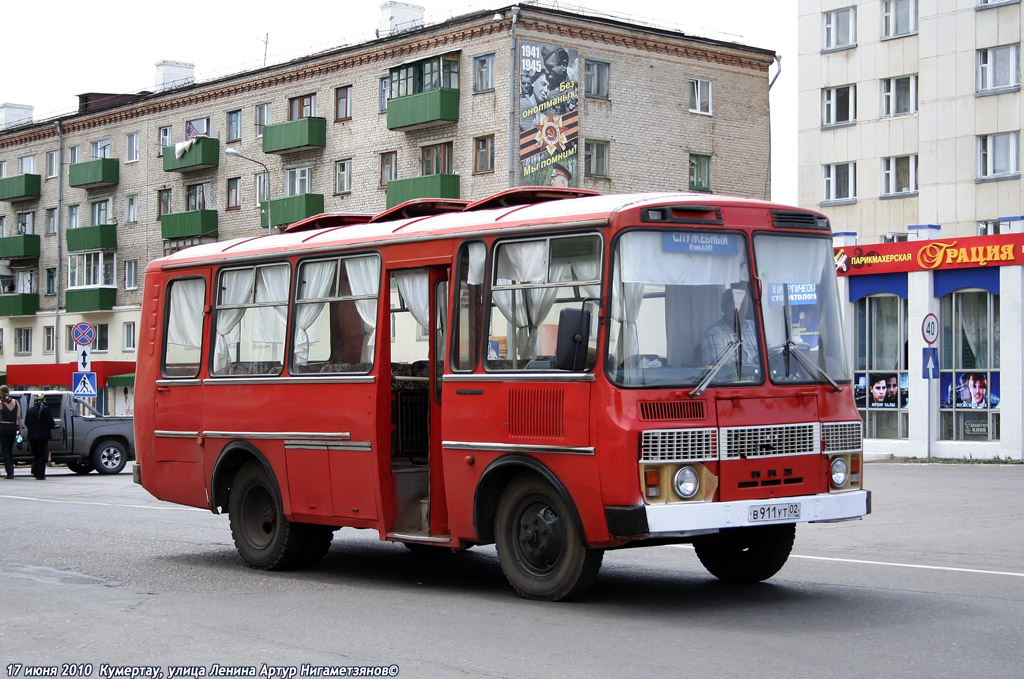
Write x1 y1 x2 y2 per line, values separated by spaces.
388 533 452 544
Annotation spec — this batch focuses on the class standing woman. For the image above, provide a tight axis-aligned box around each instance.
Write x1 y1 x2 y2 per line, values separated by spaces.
0 385 23 478
26 394 55 480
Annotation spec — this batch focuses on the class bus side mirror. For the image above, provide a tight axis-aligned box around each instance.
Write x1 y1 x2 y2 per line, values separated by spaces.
555 307 591 371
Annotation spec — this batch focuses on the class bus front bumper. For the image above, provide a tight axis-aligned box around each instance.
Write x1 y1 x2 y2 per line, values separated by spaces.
605 489 871 539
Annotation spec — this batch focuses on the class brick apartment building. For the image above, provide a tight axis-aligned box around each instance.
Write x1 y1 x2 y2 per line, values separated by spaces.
0 2 776 414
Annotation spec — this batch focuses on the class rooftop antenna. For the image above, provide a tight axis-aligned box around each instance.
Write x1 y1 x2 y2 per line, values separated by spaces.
260 33 269 67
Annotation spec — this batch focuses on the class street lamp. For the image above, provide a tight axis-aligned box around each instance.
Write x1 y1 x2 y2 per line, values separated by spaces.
224 147 272 234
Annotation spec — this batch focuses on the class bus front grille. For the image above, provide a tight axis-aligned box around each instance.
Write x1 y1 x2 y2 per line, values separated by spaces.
640 428 718 462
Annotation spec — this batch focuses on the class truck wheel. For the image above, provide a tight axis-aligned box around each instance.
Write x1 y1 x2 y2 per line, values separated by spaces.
228 460 311 570
66 460 94 474
693 523 796 583
91 441 128 475
495 475 603 601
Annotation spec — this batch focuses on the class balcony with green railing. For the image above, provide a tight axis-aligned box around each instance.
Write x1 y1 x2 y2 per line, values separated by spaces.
387 89 459 130
261 194 324 228
161 210 219 239
68 158 120 189
67 224 117 252
385 174 460 209
0 234 41 260
162 137 220 172
65 288 116 313
262 117 327 154
0 174 41 202
0 293 40 317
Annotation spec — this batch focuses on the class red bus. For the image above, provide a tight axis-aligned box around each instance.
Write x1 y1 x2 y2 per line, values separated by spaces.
134 188 870 600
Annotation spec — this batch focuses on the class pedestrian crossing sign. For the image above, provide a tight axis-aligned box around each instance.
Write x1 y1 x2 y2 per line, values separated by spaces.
72 371 97 397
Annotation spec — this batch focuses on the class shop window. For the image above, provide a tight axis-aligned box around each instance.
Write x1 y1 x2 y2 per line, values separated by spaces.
854 294 909 439
939 290 1000 441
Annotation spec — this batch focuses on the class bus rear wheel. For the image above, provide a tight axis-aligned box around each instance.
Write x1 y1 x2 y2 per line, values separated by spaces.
229 461 324 570
495 476 603 601
693 523 796 583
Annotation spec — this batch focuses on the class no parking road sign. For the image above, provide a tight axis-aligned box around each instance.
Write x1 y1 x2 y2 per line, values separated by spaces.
72 322 95 346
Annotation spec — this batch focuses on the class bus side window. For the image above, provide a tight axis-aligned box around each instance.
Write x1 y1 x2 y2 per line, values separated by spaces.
162 278 206 378
451 241 486 371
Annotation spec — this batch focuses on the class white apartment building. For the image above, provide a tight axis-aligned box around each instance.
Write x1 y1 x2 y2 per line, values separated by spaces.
799 0 1023 459
0 3 777 414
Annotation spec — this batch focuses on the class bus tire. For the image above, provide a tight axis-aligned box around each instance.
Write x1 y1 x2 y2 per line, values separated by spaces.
91 440 128 475
495 476 603 601
228 461 307 570
693 523 796 583
299 525 335 567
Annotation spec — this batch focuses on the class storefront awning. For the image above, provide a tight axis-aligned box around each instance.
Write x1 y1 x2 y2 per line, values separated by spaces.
849 272 908 302
933 267 999 297
107 373 135 387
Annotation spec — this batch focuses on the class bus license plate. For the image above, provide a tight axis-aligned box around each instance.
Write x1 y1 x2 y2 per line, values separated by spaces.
748 503 801 522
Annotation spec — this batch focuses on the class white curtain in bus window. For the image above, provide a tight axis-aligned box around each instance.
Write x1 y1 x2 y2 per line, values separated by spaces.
165 278 205 376
213 264 289 375
492 240 564 362
293 259 337 366
344 256 380 362
394 269 430 331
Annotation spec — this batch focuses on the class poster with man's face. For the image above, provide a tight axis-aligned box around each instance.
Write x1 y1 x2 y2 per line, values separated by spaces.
518 41 579 188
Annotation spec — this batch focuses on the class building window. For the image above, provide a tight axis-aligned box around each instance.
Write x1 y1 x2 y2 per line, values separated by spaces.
390 55 459 99
187 182 211 211
16 211 35 235
285 166 312 196
977 132 1019 178
421 142 453 176
123 322 136 352
45 268 57 296
255 103 271 137
125 260 138 290
157 189 172 221
823 7 856 49
940 291 999 441
881 155 917 195
20 155 35 174
584 60 610 98
256 172 269 204
822 85 856 125
90 200 109 226
689 154 711 191
289 94 316 121
882 76 918 116
65 325 75 353
43 326 55 354
0 160 5 178
126 194 138 223
126 132 139 162
226 110 242 142
335 86 352 120
67 205 79 230
227 178 240 209
473 136 494 174
186 117 209 139
67 251 116 288
0 216 4 237
158 126 172 156
882 0 916 38
45 208 57 235
15 270 34 294
335 159 352 194
380 151 397 186
91 140 111 159
474 54 495 92
584 140 609 177
68 146 79 164
46 151 59 178
689 79 712 114
92 324 109 352
977 45 1020 92
379 76 391 112
823 162 856 201
855 295 909 439
15 328 31 355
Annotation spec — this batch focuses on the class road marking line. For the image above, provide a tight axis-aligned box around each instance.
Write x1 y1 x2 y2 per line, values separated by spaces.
0 494 205 512
671 543 1023 578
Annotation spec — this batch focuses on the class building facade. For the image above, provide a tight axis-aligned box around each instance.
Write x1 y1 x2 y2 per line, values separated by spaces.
0 3 776 414
798 0 1023 460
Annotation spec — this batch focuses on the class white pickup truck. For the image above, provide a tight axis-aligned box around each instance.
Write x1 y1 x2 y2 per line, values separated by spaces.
11 390 135 474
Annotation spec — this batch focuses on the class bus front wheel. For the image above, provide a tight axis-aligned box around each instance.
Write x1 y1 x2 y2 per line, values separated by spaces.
693 523 796 583
495 476 603 601
229 461 329 570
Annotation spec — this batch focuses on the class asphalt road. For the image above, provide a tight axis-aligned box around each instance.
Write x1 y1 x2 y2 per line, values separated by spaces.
0 463 1021 679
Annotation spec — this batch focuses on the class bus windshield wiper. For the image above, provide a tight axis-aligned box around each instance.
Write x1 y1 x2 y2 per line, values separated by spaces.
689 339 740 398
778 340 841 392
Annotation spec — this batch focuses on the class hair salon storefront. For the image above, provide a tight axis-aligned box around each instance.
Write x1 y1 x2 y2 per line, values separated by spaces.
833 232 1023 461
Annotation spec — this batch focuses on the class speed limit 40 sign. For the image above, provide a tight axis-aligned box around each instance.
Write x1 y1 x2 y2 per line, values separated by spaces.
922 313 938 345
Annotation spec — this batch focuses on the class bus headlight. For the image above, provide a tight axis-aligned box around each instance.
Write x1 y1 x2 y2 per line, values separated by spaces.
673 466 700 499
830 457 850 488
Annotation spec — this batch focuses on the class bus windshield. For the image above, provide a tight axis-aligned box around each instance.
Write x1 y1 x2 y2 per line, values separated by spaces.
755 233 851 385
608 230 762 387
